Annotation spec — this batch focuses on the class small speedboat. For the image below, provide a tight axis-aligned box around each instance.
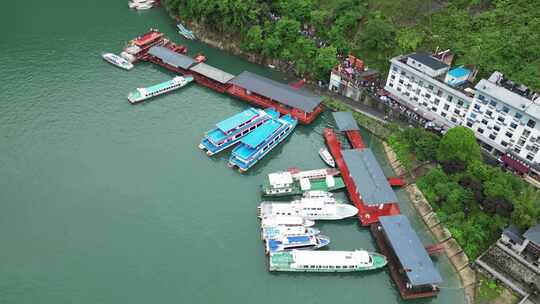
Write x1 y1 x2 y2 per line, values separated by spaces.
133 3 153 10
319 147 335 167
128 0 154 8
177 23 196 40
265 234 330 254
102 53 133 70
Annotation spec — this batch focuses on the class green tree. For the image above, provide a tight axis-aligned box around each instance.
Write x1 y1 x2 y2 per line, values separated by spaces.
312 46 338 80
511 186 540 229
242 25 263 53
396 28 424 52
360 12 396 53
436 126 481 166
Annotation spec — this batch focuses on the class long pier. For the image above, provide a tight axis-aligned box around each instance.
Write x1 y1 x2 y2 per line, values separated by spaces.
124 30 324 125
323 128 400 225
324 113 441 299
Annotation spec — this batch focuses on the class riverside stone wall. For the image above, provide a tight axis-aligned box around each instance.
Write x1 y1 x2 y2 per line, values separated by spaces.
382 142 477 304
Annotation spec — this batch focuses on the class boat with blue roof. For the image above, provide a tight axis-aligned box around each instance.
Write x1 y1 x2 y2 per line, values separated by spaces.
261 225 320 240
127 75 193 104
228 114 297 172
265 234 330 254
199 108 279 156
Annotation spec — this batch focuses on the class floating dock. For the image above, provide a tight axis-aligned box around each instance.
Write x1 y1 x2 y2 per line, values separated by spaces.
325 112 441 299
123 30 324 124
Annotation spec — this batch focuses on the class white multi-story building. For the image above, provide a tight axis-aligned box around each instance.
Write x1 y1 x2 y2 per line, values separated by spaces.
384 53 475 129
465 72 540 168
384 52 540 180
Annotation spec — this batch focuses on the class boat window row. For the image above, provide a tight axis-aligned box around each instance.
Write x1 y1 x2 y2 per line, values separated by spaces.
260 127 291 153
149 84 179 96
299 265 356 269
228 119 263 136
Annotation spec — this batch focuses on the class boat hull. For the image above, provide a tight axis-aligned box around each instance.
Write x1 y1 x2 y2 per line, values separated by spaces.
229 117 297 172
261 176 346 197
269 252 387 272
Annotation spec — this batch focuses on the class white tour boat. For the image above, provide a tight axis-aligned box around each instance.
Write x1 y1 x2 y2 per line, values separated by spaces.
258 197 358 220
319 147 335 167
127 76 193 104
269 250 388 272
102 53 134 70
260 215 315 228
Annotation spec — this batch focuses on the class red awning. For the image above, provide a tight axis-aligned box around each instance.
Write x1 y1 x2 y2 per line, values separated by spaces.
501 154 530 174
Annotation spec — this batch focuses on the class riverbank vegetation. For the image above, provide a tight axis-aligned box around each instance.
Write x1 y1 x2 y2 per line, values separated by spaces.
389 126 540 259
163 0 539 89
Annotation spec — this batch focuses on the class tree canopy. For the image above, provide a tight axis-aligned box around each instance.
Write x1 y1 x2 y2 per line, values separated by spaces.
163 0 540 88
436 126 481 166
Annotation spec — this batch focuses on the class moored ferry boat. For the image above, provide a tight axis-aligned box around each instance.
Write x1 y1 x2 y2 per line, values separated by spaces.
319 147 335 167
269 250 388 272
262 174 346 197
261 225 320 240
127 76 193 104
228 114 297 172
102 53 134 70
265 235 330 254
199 108 279 156
258 198 358 220
260 216 315 228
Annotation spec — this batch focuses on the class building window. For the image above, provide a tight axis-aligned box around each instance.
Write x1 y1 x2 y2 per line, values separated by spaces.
474 104 481 110
428 84 434 90
501 141 508 147
503 106 509 113
497 116 505 123
418 80 423 86
515 112 523 119
489 134 496 140
400 71 406 76
392 66 398 72
522 129 531 137
436 89 443 97
443 104 450 110
441 112 447 117
470 113 477 119
431 107 437 111
447 96 453 102
425 93 431 99
434 98 440 105
514 148 521 154
454 109 460 115
527 119 536 128
505 132 513 138
391 75 396 80
510 122 518 129
518 139 526 146
527 154 534 161
489 100 497 107
486 110 493 116
481 119 488 125
478 128 484 134
451 117 457 123
478 95 486 101
399 79 404 84
397 87 402 92
494 125 500 131
457 99 464 106
466 121 473 127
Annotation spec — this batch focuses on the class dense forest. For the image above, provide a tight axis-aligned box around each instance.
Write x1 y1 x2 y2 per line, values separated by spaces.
162 0 539 89
389 127 540 259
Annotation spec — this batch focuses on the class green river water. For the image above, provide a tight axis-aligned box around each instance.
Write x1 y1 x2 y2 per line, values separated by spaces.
0 1 466 303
